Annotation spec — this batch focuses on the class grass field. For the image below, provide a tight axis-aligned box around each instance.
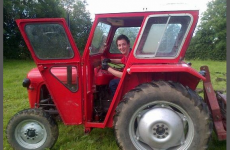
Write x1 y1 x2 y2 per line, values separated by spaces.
3 59 226 150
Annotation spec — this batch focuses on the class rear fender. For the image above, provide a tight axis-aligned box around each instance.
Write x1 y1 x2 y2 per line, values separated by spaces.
126 63 205 90
105 64 205 127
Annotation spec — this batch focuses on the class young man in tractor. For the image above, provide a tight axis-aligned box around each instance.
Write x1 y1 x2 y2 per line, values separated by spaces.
102 34 131 96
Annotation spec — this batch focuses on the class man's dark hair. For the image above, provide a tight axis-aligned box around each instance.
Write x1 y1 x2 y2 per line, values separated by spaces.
116 34 130 45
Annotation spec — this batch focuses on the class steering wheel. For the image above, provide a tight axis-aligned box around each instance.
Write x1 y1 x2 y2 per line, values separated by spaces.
108 63 124 71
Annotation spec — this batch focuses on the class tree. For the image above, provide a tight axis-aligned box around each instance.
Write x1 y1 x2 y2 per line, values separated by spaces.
68 1 92 54
186 0 226 60
4 0 66 59
3 0 92 59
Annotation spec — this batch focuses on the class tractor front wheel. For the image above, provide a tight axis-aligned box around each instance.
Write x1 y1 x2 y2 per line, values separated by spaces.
114 81 212 150
6 108 59 150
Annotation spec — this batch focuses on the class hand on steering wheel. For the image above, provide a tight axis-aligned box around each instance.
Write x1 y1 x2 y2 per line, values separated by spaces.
101 62 109 71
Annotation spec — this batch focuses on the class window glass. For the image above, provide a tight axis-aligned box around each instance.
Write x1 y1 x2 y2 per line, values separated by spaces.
135 16 191 58
109 27 140 53
90 22 111 55
51 66 78 92
142 24 166 54
25 24 74 59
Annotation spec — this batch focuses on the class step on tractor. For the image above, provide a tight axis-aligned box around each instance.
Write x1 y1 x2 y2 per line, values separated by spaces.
6 9 226 150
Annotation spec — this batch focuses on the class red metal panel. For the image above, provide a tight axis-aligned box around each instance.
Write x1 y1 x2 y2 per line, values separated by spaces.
37 63 83 125
94 67 114 85
27 68 45 107
128 64 205 80
201 66 226 140
81 16 102 125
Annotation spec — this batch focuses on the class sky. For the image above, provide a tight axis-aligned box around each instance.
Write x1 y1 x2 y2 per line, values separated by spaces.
85 0 212 24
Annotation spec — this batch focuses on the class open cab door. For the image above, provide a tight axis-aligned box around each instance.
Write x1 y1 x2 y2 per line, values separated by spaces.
16 18 83 125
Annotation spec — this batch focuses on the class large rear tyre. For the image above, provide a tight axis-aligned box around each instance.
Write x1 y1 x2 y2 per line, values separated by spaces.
114 81 212 150
6 108 59 150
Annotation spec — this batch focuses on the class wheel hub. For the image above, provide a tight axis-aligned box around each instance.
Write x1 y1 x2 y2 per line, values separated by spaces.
26 129 37 138
137 107 185 149
15 120 47 147
153 123 169 139
155 126 165 135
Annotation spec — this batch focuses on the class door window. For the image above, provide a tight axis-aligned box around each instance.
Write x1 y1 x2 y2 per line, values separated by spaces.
90 22 111 55
50 66 78 92
135 15 191 58
25 23 74 59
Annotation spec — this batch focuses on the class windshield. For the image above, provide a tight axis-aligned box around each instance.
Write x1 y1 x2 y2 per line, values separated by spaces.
109 27 140 53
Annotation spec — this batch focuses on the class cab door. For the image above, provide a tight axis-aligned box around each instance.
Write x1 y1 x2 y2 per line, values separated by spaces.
16 18 83 125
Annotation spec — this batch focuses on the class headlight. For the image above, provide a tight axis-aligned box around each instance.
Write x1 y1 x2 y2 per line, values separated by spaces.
22 78 31 88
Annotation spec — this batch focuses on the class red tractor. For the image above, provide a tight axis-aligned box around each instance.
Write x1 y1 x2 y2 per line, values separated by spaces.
6 9 226 150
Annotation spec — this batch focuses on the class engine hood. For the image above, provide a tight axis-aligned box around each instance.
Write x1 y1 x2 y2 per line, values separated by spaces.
27 68 44 84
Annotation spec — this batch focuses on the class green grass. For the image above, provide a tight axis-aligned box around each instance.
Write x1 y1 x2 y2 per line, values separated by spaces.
3 60 226 150
187 60 227 93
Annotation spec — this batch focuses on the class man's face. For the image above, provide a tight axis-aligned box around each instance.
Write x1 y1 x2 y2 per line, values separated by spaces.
117 39 130 55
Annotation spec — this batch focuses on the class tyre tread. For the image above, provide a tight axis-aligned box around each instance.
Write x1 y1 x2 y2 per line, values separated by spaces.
6 108 58 150
114 80 212 150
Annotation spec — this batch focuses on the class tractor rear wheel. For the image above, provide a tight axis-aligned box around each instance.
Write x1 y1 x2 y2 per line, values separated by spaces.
6 108 59 150
114 81 212 150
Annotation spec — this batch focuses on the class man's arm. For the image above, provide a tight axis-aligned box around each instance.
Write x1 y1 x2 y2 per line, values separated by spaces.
107 67 123 78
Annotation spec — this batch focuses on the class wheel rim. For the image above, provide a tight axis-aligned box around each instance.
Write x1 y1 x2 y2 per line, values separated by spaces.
15 119 47 149
129 101 194 150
